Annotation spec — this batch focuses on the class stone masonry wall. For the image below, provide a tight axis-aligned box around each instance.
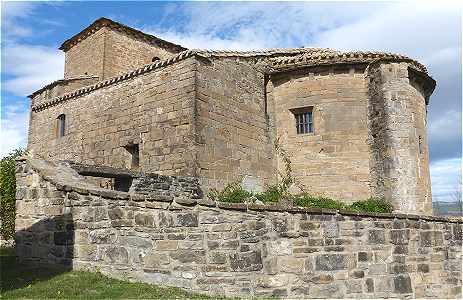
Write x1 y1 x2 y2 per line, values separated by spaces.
103 29 180 79
63 27 179 80
28 58 198 177
16 158 462 299
367 62 432 214
30 77 100 108
64 27 107 79
269 64 371 201
196 57 276 192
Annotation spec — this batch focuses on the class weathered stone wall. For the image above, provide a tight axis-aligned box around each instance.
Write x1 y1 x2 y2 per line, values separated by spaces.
30 77 100 108
103 29 180 79
64 27 107 79
28 51 435 214
63 27 180 80
367 62 432 214
196 58 276 191
16 158 462 299
269 64 371 201
28 58 198 177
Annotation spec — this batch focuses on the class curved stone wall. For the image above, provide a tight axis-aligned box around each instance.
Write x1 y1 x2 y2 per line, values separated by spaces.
367 62 433 214
15 158 462 299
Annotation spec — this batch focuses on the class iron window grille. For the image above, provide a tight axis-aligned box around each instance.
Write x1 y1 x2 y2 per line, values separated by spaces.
294 110 313 134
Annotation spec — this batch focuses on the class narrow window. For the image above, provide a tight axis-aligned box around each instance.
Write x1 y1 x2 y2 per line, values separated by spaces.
291 108 313 134
124 144 140 169
419 136 423 154
57 114 66 138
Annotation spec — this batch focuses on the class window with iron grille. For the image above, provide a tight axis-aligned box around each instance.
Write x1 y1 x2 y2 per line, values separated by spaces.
293 109 313 134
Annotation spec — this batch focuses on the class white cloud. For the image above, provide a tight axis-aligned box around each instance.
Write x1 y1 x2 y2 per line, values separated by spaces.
429 110 461 143
430 158 462 202
2 44 64 96
142 2 382 50
0 105 29 157
1 1 37 40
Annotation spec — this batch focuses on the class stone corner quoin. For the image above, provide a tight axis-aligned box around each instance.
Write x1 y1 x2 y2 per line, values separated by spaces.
15 17 459 299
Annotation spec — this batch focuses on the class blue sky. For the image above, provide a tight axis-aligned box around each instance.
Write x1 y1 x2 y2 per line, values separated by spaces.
1 1 461 202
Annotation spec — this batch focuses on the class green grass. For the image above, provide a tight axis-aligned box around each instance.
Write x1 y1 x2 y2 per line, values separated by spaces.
0 247 222 299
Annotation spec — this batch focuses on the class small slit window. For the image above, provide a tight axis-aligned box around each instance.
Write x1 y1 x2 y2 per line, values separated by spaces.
419 136 423 154
124 144 140 169
57 114 66 138
291 108 313 134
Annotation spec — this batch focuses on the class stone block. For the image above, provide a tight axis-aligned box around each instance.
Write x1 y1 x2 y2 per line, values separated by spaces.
108 208 124 220
309 283 343 298
374 276 393 292
176 213 198 227
178 241 203 250
208 251 227 264
155 240 178 251
135 213 155 227
144 252 170 268
390 229 409 245
89 229 116 244
278 257 304 273
368 230 385 244
170 250 206 264
345 279 363 293
315 254 356 271
393 275 412 294
230 250 263 271
105 246 128 264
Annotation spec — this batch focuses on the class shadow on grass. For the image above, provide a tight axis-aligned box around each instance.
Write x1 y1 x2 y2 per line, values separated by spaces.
0 249 71 294
2 213 227 299
1 213 74 294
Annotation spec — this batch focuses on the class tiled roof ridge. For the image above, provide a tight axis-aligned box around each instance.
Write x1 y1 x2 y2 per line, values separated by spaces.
59 17 187 52
271 50 428 74
28 75 100 99
31 50 198 112
31 49 431 112
193 47 338 57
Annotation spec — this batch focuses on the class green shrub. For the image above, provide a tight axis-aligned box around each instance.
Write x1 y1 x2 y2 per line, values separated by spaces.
255 184 286 203
0 149 25 240
207 182 252 203
208 182 394 214
293 194 346 210
348 198 393 213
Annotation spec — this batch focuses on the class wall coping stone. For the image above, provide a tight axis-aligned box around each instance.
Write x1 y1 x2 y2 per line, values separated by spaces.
17 156 462 224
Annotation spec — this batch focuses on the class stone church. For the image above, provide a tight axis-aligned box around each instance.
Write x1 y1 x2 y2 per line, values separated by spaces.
27 17 435 214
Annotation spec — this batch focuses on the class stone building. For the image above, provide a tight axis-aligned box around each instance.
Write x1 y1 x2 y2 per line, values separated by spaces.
27 17 436 214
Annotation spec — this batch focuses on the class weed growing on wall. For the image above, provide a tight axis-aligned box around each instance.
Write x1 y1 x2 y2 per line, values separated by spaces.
207 138 393 213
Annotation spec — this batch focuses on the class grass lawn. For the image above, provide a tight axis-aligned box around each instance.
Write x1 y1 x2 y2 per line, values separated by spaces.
0 247 223 299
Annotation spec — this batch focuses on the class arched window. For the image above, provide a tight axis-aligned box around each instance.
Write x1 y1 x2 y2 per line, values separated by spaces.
57 114 66 138
151 56 160 62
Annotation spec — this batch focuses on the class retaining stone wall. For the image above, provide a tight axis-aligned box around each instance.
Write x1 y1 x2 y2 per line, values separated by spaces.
15 158 462 299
